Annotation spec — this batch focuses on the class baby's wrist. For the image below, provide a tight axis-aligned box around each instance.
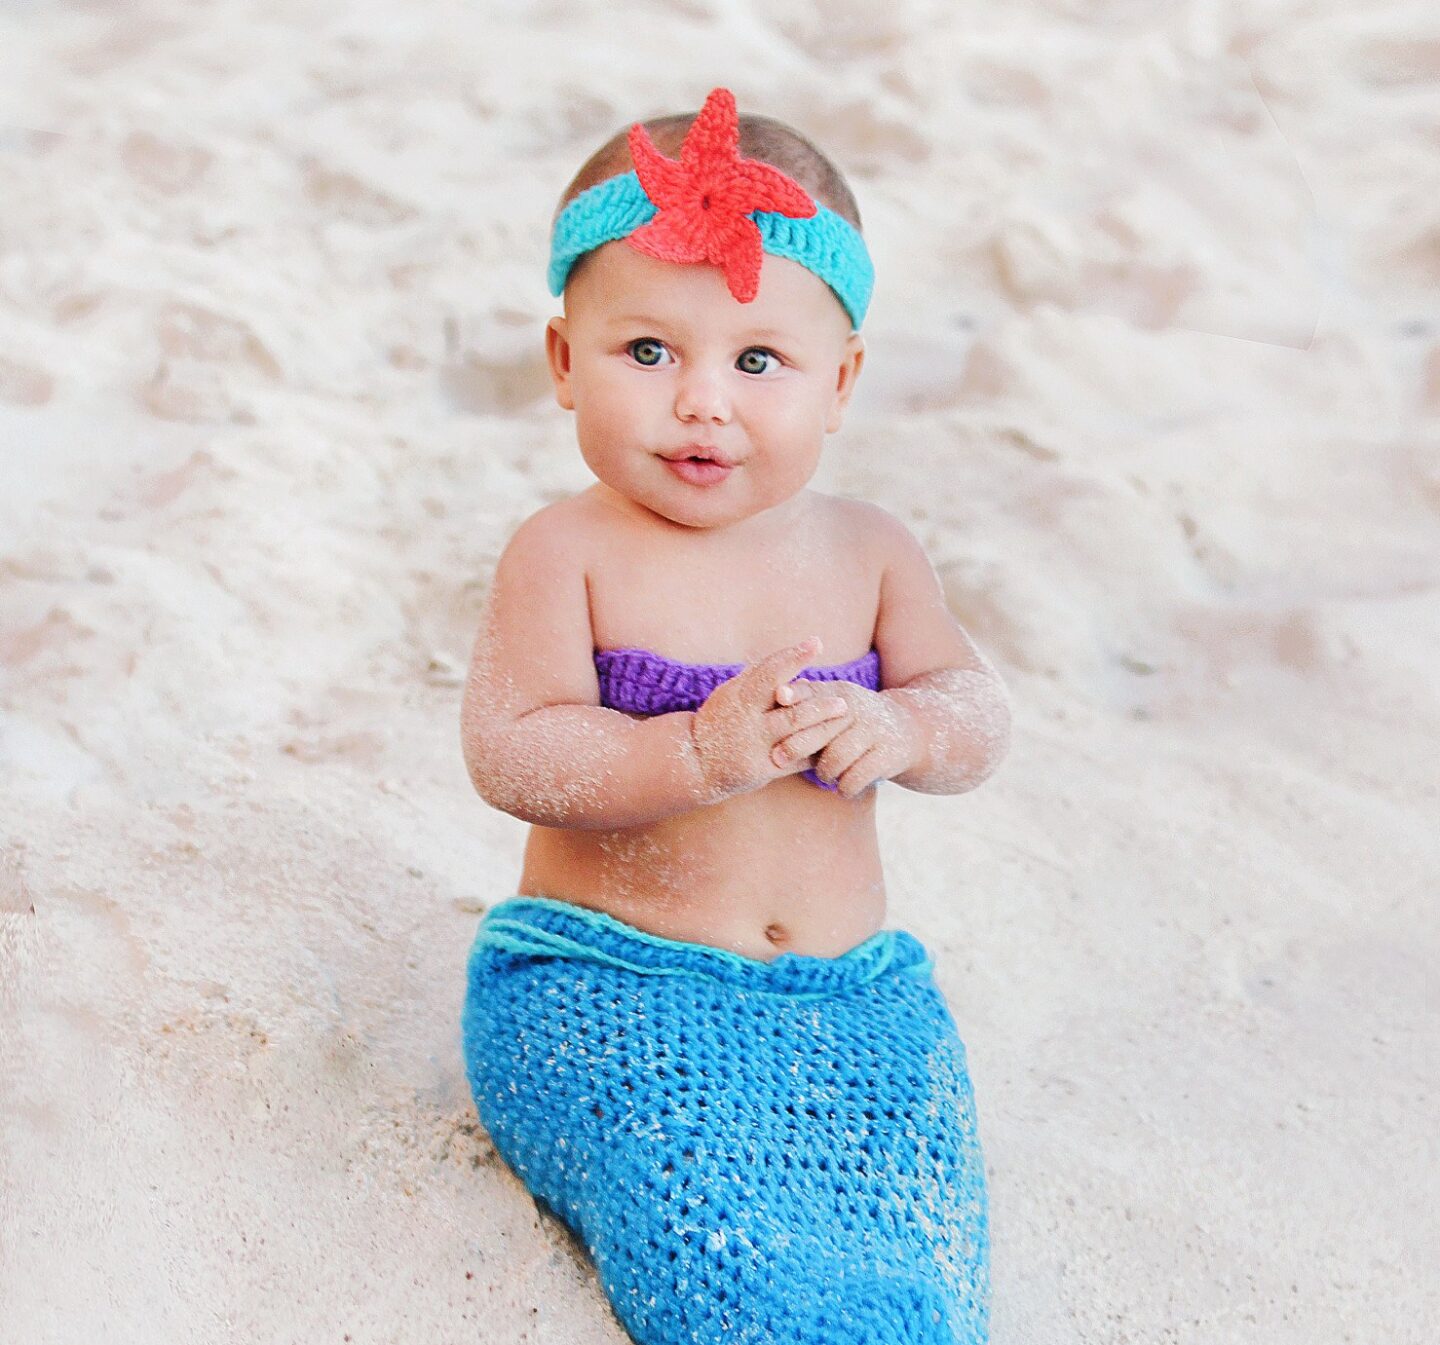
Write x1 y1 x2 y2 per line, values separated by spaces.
880 689 932 783
682 711 748 807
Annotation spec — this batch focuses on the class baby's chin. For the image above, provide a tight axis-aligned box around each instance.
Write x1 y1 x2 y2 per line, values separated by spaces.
632 473 815 536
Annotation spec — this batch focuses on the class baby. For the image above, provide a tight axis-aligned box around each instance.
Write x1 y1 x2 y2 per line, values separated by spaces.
461 89 1010 1345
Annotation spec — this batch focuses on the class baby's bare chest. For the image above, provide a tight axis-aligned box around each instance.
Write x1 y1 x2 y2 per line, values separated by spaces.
584 507 881 664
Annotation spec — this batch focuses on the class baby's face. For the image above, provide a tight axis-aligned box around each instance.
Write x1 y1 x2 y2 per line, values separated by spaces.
545 240 864 531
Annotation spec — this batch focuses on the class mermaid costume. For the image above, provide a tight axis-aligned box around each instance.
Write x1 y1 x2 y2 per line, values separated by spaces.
462 894 990 1344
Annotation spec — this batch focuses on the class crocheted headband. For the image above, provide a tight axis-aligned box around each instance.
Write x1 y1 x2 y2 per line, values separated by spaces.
547 87 874 330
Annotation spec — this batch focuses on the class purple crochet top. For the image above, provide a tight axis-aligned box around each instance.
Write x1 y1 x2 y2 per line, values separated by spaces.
593 645 882 792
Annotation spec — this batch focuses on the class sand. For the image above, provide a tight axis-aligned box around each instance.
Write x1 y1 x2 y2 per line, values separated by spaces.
2 2 1437 1341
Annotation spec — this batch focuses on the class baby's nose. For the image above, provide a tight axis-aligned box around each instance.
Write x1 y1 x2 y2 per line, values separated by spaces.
673 369 730 424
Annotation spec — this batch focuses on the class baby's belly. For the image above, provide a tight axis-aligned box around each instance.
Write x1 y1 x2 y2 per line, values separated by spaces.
516 776 888 961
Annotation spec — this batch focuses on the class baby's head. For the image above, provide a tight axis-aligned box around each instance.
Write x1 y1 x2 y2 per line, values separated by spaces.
542 88 871 532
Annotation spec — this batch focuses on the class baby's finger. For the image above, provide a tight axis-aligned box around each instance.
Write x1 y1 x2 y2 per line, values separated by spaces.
745 637 823 709
812 726 864 786
833 744 885 798
775 677 817 708
765 691 846 736
770 705 850 772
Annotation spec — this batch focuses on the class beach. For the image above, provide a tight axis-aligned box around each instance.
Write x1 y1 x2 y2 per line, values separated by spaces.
2 2 1437 1341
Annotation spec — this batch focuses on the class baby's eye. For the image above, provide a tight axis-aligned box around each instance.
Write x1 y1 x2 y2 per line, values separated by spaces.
628 338 673 367
736 347 780 375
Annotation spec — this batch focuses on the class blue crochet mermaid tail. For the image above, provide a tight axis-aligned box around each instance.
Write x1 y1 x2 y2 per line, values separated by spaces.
461 896 991 1344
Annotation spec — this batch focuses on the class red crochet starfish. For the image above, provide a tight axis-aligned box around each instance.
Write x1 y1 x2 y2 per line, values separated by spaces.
625 87 817 304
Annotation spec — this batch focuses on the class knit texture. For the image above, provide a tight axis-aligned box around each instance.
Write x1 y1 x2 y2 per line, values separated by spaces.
548 168 875 329
593 645 882 791
624 86 818 305
462 896 991 1344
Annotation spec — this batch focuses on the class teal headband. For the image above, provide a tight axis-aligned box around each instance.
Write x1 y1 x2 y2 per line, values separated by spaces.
548 172 874 330
545 89 874 330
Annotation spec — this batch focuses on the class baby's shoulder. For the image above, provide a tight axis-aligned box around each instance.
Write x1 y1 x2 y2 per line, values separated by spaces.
504 494 600 555
817 494 914 573
488 499 600 599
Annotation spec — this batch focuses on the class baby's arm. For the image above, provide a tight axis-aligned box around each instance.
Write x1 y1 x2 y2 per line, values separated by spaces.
460 510 713 830
868 509 1013 795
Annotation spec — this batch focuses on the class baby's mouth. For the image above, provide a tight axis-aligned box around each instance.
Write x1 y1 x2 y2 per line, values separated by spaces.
662 447 735 468
660 453 736 484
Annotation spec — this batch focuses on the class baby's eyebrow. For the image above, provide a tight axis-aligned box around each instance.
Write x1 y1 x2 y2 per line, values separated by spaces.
607 315 791 344
603 311 691 329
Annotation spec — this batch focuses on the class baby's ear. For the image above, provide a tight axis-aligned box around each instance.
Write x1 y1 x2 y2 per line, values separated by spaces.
544 316 575 411
826 332 865 433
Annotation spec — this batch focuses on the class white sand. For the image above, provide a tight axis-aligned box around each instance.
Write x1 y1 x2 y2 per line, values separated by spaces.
2 3 1437 1341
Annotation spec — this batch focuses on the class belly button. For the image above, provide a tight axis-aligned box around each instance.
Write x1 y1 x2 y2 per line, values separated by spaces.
764 922 787 944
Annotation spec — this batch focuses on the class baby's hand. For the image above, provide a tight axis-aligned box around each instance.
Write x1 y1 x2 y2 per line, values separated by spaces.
782 678 922 799
689 637 851 800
